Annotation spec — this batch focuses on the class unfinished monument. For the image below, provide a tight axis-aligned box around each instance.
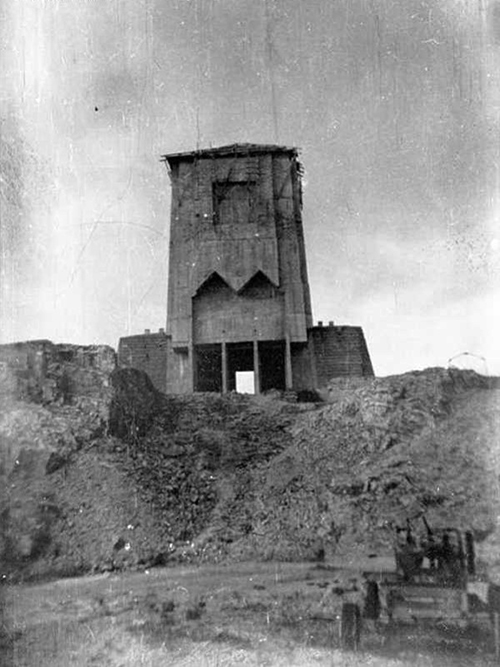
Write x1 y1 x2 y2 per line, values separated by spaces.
118 144 373 393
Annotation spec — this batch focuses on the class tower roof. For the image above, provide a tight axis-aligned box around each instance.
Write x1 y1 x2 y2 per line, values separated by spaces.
161 143 299 164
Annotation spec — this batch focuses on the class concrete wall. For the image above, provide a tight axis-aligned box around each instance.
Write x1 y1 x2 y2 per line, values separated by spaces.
272 152 312 340
291 342 316 391
118 323 375 395
165 146 313 351
309 325 374 387
118 331 168 393
192 272 285 344
166 344 192 394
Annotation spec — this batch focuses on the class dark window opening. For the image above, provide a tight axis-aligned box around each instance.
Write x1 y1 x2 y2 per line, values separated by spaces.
195 344 222 392
212 181 256 227
259 341 286 392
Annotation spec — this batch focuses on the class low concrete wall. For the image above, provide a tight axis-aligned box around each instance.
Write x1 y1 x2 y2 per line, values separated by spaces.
309 325 374 388
118 331 168 393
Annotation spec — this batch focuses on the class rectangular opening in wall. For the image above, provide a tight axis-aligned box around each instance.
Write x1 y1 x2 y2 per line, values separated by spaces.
194 344 222 392
236 371 255 394
259 340 286 392
227 342 254 392
212 181 256 227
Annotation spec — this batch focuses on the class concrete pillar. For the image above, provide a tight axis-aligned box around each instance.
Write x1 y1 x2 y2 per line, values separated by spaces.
285 333 293 390
188 342 195 392
221 342 228 393
253 339 260 394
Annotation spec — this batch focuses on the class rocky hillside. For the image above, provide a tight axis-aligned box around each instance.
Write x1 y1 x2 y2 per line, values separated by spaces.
1 350 499 582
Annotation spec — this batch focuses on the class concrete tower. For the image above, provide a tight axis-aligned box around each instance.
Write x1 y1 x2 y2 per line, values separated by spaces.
118 144 374 394
162 143 313 394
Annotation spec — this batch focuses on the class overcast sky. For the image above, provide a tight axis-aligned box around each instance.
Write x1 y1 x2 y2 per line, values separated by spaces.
1 0 499 376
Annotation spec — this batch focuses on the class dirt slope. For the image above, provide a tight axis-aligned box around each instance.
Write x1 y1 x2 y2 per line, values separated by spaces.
1 364 499 582
254 370 500 562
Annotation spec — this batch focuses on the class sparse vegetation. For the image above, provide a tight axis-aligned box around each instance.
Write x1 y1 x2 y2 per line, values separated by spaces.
2 562 498 666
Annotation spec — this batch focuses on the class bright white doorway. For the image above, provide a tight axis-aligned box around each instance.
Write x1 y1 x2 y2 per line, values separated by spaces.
235 371 255 394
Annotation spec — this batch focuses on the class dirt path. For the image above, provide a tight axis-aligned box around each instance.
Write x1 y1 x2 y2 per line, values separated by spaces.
1 562 498 666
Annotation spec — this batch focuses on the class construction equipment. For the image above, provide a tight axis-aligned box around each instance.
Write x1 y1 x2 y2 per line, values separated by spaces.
340 518 500 657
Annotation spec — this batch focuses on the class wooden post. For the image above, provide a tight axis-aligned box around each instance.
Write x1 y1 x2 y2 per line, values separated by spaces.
253 339 260 394
285 332 293 390
221 341 228 393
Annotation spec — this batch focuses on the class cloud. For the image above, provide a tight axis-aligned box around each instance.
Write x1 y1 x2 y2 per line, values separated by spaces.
1 0 499 376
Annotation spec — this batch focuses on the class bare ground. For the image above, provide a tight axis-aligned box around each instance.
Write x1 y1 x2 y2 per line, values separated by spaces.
1 562 498 667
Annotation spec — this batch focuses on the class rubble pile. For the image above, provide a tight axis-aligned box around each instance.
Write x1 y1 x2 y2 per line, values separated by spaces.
0 342 115 572
0 340 115 404
0 362 300 576
238 369 500 566
1 351 499 581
